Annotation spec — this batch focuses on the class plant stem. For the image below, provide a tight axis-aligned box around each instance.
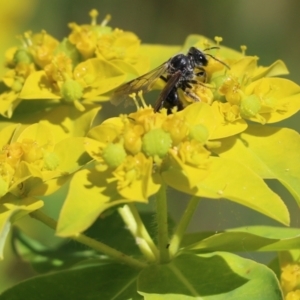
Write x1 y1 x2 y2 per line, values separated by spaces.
118 204 159 262
155 184 170 263
169 196 201 258
30 209 147 270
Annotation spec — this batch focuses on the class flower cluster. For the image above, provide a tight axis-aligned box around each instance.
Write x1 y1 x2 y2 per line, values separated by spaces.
0 123 64 199
85 100 216 202
0 9 149 117
281 263 300 299
179 36 300 135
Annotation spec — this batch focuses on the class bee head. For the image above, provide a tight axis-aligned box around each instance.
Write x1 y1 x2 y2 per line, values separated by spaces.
188 47 208 68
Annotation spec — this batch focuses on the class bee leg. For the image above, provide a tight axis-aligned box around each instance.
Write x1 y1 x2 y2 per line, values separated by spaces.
164 88 183 113
184 90 201 102
159 75 168 82
195 67 207 82
180 81 201 102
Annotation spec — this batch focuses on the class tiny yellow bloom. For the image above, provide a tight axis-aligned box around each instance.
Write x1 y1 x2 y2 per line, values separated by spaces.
281 263 300 295
285 290 300 300
0 123 63 199
68 9 112 60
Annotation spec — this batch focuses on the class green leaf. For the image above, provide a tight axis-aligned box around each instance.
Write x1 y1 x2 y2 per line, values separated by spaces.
233 227 300 252
0 263 141 300
0 196 43 259
56 168 129 237
214 125 300 205
182 226 300 253
14 211 174 274
182 231 276 253
138 252 283 299
11 228 98 274
162 156 289 225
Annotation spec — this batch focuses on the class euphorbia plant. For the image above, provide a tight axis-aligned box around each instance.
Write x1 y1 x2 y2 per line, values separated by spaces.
0 9 300 300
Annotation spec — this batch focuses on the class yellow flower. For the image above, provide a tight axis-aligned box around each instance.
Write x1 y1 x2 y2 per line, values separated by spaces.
281 263 300 295
0 9 158 116
158 35 300 138
27 31 60 69
19 53 126 111
285 290 300 300
0 44 37 117
0 123 60 198
85 102 216 203
68 9 112 60
67 9 149 77
95 28 149 76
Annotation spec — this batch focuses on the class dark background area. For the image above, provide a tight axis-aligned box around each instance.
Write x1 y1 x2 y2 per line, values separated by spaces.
26 0 300 83
1 0 300 292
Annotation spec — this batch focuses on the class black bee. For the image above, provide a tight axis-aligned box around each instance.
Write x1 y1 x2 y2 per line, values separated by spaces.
111 46 229 113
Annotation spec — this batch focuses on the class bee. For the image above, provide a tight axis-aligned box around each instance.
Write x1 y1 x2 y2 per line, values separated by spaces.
111 46 229 113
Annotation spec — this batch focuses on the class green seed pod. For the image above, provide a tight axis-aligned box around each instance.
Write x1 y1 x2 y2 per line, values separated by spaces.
11 78 24 93
13 48 34 65
142 128 172 158
210 73 226 101
189 124 209 143
54 38 82 66
61 79 83 102
240 95 261 117
102 143 127 168
43 152 60 171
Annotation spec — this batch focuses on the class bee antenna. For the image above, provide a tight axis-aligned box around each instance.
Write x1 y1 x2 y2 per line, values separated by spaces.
205 53 230 70
203 46 220 51
203 46 230 69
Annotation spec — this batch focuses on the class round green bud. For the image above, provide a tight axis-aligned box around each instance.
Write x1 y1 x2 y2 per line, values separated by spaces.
54 38 82 66
240 95 261 117
189 124 209 143
210 73 227 101
13 49 33 65
43 152 60 171
61 79 83 102
142 128 172 158
102 143 127 168
11 78 24 93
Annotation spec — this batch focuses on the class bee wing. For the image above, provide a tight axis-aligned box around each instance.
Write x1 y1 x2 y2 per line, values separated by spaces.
154 70 182 112
110 62 169 106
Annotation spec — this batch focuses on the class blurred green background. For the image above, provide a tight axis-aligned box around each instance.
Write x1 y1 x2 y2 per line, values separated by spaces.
1 0 300 293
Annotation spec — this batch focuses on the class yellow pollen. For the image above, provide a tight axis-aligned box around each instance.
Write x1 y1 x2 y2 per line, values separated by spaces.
214 36 223 46
101 14 112 26
89 9 99 25
240 45 247 55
